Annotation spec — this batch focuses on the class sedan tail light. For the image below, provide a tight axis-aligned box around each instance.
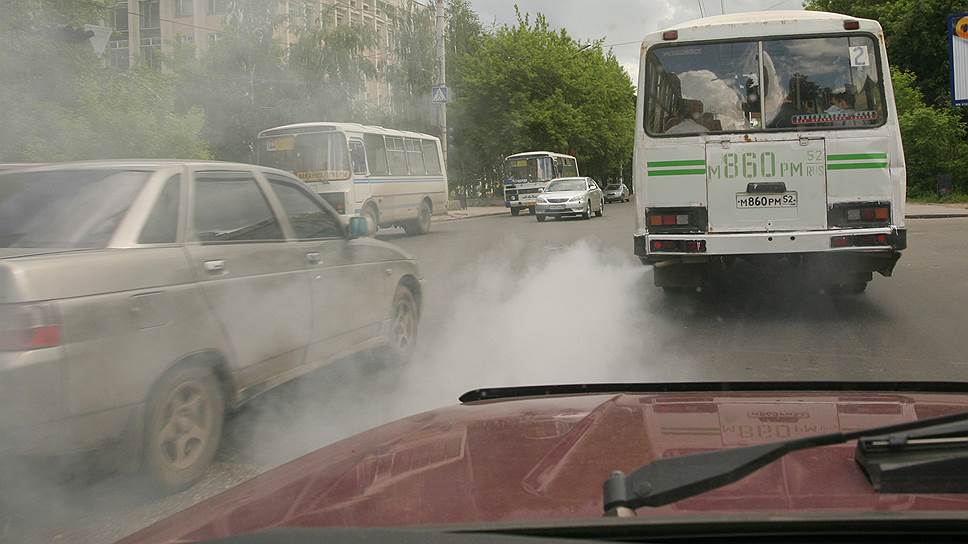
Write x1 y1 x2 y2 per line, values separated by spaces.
0 303 61 351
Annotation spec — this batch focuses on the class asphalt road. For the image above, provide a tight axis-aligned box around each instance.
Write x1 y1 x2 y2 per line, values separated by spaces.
4 202 968 543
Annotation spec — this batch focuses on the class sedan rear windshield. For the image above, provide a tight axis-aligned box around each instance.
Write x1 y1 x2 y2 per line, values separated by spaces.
644 35 886 135
0 169 148 248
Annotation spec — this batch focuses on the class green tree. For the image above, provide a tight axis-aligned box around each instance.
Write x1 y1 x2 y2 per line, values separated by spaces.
806 0 964 108
891 68 968 195
174 0 289 162
451 9 635 191
0 0 209 162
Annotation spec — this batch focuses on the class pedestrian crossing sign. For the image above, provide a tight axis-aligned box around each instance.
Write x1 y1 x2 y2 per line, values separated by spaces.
432 85 449 104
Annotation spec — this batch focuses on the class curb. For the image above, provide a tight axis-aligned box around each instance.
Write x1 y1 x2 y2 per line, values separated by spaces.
905 213 968 219
433 209 509 223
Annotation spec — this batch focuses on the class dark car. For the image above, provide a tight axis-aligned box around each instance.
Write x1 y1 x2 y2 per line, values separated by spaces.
118 382 968 543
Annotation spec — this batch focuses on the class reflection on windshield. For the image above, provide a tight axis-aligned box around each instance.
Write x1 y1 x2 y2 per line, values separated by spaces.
646 36 885 135
764 36 885 129
0 170 148 248
646 42 759 134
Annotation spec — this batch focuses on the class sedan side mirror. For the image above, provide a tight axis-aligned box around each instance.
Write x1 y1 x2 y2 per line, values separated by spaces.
348 216 371 239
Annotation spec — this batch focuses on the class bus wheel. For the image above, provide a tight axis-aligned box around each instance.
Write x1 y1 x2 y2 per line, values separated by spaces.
362 204 379 234
404 200 432 235
510 207 520 216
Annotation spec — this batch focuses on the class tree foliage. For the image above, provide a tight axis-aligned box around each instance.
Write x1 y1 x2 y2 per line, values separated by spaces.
805 0 963 108
0 0 209 162
891 68 968 195
451 10 635 188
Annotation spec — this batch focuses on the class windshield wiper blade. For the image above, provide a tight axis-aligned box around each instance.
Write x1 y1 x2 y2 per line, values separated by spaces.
603 409 968 515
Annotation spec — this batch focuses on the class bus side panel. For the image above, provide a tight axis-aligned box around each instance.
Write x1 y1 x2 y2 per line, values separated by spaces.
824 134 894 206
636 141 708 215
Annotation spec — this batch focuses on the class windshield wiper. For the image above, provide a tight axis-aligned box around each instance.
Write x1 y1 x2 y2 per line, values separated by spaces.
603 409 968 516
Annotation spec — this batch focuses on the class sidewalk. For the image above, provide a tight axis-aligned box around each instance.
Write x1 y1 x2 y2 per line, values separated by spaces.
905 202 968 219
433 206 508 222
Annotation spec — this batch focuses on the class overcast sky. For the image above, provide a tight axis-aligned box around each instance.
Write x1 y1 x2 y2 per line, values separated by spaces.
468 0 806 82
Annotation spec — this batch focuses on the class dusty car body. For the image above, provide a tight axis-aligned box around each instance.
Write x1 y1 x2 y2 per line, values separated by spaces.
0 161 422 491
118 382 968 543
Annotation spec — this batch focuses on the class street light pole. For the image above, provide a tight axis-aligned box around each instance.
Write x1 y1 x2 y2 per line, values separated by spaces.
435 0 448 169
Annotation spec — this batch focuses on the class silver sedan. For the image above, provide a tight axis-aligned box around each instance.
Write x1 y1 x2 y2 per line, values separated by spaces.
534 177 604 222
0 160 422 493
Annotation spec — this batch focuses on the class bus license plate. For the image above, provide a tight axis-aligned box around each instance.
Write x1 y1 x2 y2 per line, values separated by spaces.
736 192 797 209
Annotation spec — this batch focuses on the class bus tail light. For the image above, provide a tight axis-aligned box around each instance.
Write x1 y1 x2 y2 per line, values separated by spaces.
844 20 860 30
651 240 706 253
662 30 678 41
830 233 889 248
0 303 61 352
646 207 708 233
829 203 891 227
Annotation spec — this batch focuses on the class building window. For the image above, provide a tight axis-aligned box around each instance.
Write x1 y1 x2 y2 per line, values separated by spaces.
208 32 222 42
112 3 129 32
208 0 229 15
139 1 160 32
175 0 193 17
108 39 129 70
177 33 194 44
141 36 162 69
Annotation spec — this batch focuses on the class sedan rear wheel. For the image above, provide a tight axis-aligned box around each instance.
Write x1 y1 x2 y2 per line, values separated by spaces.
145 366 223 494
376 285 419 365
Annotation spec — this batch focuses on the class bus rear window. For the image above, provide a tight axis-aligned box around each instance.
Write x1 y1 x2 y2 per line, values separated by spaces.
645 35 886 135
257 132 351 182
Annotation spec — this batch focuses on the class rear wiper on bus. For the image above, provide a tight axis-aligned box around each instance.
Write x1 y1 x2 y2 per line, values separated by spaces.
602 409 968 516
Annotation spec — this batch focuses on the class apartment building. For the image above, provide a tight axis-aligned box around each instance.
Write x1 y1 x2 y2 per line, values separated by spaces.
106 0 426 107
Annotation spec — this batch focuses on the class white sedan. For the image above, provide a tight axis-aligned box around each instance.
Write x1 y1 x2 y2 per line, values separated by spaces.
534 177 604 222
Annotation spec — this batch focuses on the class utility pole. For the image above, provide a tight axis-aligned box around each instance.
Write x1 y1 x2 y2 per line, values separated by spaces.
435 0 448 168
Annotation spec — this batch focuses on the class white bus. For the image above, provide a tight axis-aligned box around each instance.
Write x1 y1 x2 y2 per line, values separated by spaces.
634 11 906 293
256 122 447 235
503 151 579 216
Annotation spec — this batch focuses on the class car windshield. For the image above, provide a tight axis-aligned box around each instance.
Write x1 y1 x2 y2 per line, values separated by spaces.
0 169 148 248
546 178 587 191
3 1 967 542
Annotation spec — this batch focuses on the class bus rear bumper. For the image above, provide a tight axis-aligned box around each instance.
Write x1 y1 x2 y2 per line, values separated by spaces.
634 226 906 258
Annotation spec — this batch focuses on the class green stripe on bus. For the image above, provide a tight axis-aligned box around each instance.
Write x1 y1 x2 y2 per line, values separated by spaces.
647 168 707 176
826 162 889 170
647 160 706 167
827 153 888 161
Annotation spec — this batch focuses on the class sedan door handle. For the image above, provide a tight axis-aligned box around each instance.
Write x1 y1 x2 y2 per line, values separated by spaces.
306 252 322 265
203 260 225 274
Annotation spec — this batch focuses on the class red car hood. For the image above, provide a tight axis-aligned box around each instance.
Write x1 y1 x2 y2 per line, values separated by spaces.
120 388 968 543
